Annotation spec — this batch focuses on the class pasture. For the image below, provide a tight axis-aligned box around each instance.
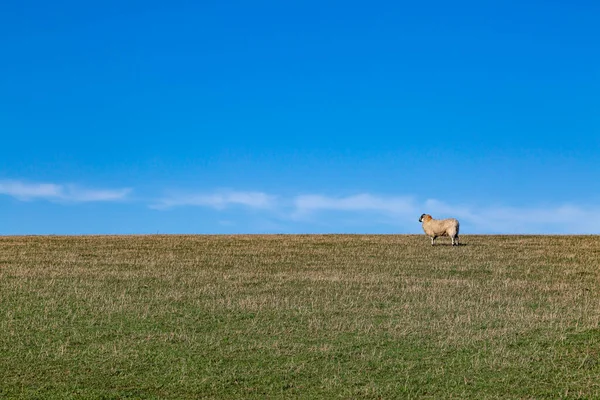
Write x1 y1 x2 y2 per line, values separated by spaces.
1 234 599 398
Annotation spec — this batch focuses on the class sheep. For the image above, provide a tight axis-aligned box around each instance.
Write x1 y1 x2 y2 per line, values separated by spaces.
418 214 460 246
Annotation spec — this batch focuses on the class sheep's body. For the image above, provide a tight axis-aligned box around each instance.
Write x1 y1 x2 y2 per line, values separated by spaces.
418 214 460 246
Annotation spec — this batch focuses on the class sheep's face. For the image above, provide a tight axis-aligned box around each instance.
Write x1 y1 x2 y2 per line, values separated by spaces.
419 214 432 223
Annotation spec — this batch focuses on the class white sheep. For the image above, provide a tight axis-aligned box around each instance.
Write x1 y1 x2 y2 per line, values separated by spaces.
418 214 460 246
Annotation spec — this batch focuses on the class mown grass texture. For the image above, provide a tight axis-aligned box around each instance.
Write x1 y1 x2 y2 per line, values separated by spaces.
1 234 599 399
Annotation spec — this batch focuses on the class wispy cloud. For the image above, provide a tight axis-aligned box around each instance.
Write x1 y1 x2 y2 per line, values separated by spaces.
289 193 600 234
447 203 598 234
151 189 600 233
3 181 596 233
152 190 276 210
417 198 600 233
0 180 131 203
293 193 416 219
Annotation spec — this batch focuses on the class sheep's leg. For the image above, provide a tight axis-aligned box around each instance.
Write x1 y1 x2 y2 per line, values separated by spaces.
431 236 435 246
451 236 457 246
454 236 459 246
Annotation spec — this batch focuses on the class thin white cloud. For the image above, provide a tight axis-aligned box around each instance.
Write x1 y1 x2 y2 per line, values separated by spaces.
62 186 132 202
290 193 600 234
451 203 599 234
4 181 596 233
0 180 131 203
152 190 276 210
419 201 600 234
293 193 416 218
418 198 598 233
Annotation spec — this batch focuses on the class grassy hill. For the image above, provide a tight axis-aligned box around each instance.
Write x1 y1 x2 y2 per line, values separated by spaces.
1 234 599 398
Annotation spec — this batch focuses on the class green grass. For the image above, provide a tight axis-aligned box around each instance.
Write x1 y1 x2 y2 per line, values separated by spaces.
1 234 599 399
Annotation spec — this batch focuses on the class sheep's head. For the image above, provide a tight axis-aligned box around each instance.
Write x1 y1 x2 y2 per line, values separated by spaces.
419 214 432 223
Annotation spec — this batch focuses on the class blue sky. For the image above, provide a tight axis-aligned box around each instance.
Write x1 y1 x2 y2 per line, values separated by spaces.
1 0 599 234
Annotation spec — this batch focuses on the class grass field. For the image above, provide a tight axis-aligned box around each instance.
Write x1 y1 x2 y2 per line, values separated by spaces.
1 234 599 399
